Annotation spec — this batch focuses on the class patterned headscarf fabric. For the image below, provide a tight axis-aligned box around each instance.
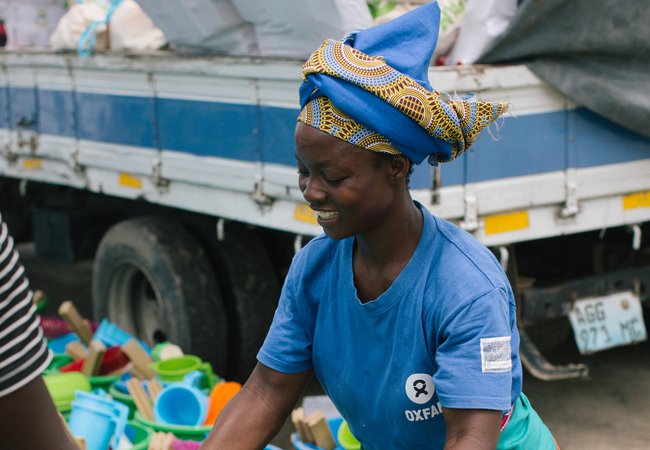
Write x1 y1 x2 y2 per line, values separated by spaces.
298 96 400 156
297 2 509 165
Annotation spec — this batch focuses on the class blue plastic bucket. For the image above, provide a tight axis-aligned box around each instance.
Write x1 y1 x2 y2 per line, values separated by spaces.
68 391 129 450
154 383 208 426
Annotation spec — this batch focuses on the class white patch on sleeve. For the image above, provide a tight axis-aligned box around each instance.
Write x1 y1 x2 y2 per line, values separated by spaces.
480 336 512 373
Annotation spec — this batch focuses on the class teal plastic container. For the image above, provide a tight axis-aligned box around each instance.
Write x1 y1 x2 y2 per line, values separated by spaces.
134 412 211 441
125 420 153 450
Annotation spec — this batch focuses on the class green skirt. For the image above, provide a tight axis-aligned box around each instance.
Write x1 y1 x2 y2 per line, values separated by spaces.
497 392 558 450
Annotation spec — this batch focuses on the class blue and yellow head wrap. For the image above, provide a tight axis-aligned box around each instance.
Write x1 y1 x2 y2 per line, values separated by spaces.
297 2 508 165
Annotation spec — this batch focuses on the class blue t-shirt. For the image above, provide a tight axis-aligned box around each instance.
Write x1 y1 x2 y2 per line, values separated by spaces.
258 204 522 449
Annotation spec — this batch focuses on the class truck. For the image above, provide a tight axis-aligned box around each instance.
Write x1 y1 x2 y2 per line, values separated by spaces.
1 26 649 382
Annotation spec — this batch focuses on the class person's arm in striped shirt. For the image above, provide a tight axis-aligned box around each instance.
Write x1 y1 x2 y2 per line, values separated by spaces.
0 212 77 449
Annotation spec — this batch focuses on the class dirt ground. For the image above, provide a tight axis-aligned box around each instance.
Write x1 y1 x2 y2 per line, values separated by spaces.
18 243 650 450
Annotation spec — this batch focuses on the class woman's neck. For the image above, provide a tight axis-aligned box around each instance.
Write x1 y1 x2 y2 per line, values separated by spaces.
353 198 423 302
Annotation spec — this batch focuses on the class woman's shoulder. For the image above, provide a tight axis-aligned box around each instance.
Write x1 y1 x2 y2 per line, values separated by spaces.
431 215 505 282
287 234 344 281
421 213 511 312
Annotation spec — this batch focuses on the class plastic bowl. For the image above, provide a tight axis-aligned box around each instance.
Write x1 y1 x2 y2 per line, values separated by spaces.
90 374 121 391
125 420 154 450
133 412 212 441
337 421 360 450
44 354 73 375
44 372 91 413
109 385 136 419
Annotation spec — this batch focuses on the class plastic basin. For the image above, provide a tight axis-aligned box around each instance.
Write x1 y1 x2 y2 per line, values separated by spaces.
125 420 153 450
90 374 121 391
133 412 212 441
109 385 136 419
337 421 360 450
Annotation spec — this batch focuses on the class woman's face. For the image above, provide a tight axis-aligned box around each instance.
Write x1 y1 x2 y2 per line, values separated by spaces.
295 122 398 240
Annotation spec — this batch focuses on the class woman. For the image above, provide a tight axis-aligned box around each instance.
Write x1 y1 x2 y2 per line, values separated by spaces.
202 3 556 449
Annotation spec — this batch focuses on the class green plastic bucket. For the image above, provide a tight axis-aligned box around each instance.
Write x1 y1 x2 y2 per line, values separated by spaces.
109 385 136 419
44 354 73 375
90 374 120 391
44 372 91 413
125 420 153 450
133 412 211 441
338 420 361 450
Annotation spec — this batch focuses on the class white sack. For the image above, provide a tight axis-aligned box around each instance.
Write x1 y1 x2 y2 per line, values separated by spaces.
109 0 165 51
446 0 517 65
49 2 108 51
134 0 256 55
231 0 373 58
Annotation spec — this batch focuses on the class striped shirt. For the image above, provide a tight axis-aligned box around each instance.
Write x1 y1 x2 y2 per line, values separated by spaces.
0 212 51 397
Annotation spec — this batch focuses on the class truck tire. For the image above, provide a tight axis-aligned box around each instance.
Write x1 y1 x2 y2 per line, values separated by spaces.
188 222 280 382
92 216 229 373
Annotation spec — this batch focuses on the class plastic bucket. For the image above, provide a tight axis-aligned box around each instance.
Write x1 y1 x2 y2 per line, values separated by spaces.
44 372 91 413
68 391 129 450
204 381 241 425
134 412 211 441
109 385 136 419
149 355 215 388
154 382 208 426
47 332 80 354
337 421 360 450
124 420 153 450
45 354 73 374
90 374 121 391
93 319 132 347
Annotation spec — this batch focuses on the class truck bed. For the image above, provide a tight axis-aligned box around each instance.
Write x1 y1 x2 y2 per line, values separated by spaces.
1 51 649 246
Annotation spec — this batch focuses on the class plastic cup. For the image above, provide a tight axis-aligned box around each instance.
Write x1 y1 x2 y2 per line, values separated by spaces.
154 373 208 426
204 381 241 425
43 372 91 413
337 420 361 450
67 391 129 450
149 355 215 388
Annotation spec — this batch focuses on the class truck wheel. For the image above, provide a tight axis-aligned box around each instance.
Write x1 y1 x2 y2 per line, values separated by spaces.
189 222 280 383
92 216 229 373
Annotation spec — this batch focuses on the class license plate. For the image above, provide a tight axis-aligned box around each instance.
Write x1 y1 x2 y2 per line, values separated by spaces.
567 291 647 354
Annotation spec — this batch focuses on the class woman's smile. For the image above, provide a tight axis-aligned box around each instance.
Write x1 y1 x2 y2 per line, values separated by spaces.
315 210 340 223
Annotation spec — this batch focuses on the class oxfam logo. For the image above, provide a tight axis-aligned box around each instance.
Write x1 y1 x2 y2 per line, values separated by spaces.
405 373 435 404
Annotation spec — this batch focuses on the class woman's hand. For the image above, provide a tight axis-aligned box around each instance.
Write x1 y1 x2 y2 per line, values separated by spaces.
442 407 502 450
201 362 313 449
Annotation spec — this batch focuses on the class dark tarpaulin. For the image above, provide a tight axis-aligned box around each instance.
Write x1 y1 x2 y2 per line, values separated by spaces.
478 0 650 138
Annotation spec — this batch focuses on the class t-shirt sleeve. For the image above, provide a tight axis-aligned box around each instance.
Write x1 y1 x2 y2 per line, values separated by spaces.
257 265 313 374
433 287 513 411
0 216 52 397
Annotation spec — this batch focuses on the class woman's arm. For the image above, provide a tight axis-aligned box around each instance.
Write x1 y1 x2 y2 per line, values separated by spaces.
442 407 502 450
201 362 313 449
0 375 79 449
